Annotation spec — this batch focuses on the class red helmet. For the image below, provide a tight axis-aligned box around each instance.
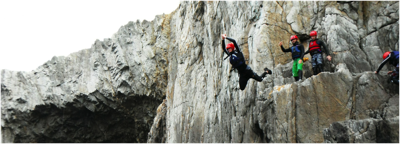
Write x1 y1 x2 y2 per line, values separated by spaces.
383 51 391 59
310 31 317 37
226 43 235 51
290 35 298 41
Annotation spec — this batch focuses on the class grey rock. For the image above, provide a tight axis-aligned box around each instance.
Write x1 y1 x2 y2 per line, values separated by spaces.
147 99 168 143
1 11 169 143
1 1 398 143
383 96 399 119
323 116 399 143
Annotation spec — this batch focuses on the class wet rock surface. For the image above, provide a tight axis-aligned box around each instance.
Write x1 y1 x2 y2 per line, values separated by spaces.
2 1 399 143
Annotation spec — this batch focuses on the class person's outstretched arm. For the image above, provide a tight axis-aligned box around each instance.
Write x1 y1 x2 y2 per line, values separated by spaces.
279 41 291 53
304 49 310 55
221 39 229 55
376 53 391 73
281 45 291 52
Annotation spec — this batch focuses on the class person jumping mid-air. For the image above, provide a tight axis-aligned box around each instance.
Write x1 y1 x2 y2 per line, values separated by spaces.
221 34 272 90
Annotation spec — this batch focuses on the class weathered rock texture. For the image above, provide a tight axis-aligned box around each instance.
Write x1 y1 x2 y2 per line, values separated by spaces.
1 14 170 143
2 1 399 143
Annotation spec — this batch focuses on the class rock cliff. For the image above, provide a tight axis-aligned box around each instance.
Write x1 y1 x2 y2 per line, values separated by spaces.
2 1 399 143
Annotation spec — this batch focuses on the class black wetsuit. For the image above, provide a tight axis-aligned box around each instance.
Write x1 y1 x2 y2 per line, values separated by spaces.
376 51 399 84
222 37 271 90
280 42 305 60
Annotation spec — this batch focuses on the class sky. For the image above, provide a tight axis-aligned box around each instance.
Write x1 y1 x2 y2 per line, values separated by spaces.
0 0 181 72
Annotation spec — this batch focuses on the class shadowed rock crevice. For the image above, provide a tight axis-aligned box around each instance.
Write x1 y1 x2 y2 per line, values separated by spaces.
1 84 11 97
252 122 265 143
3 93 162 143
147 100 168 143
376 119 392 143
324 122 350 143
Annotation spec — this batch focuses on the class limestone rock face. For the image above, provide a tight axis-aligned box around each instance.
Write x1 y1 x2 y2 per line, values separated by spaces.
1 15 170 143
1 1 399 143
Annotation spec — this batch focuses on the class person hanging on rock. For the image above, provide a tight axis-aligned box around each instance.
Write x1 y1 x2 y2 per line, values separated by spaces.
221 34 272 90
279 35 305 81
375 51 399 84
304 31 332 75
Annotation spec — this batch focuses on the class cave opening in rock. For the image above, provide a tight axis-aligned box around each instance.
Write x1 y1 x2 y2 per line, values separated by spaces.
3 93 163 143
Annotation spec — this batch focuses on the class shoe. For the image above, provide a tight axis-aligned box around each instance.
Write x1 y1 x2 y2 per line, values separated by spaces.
264 68 272 75
313 67 318 75
318 64 324 73
298 70 303 81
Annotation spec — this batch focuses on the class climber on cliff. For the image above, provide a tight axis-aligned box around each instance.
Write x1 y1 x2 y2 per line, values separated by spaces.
221 34 272 90
279 35 305 81
374 51 399 84
304 31 332 75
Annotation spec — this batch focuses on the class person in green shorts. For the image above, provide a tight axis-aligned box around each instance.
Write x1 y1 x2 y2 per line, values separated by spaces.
279 35 305 81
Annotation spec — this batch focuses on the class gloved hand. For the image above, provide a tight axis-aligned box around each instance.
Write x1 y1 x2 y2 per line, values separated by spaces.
303 57 309 62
